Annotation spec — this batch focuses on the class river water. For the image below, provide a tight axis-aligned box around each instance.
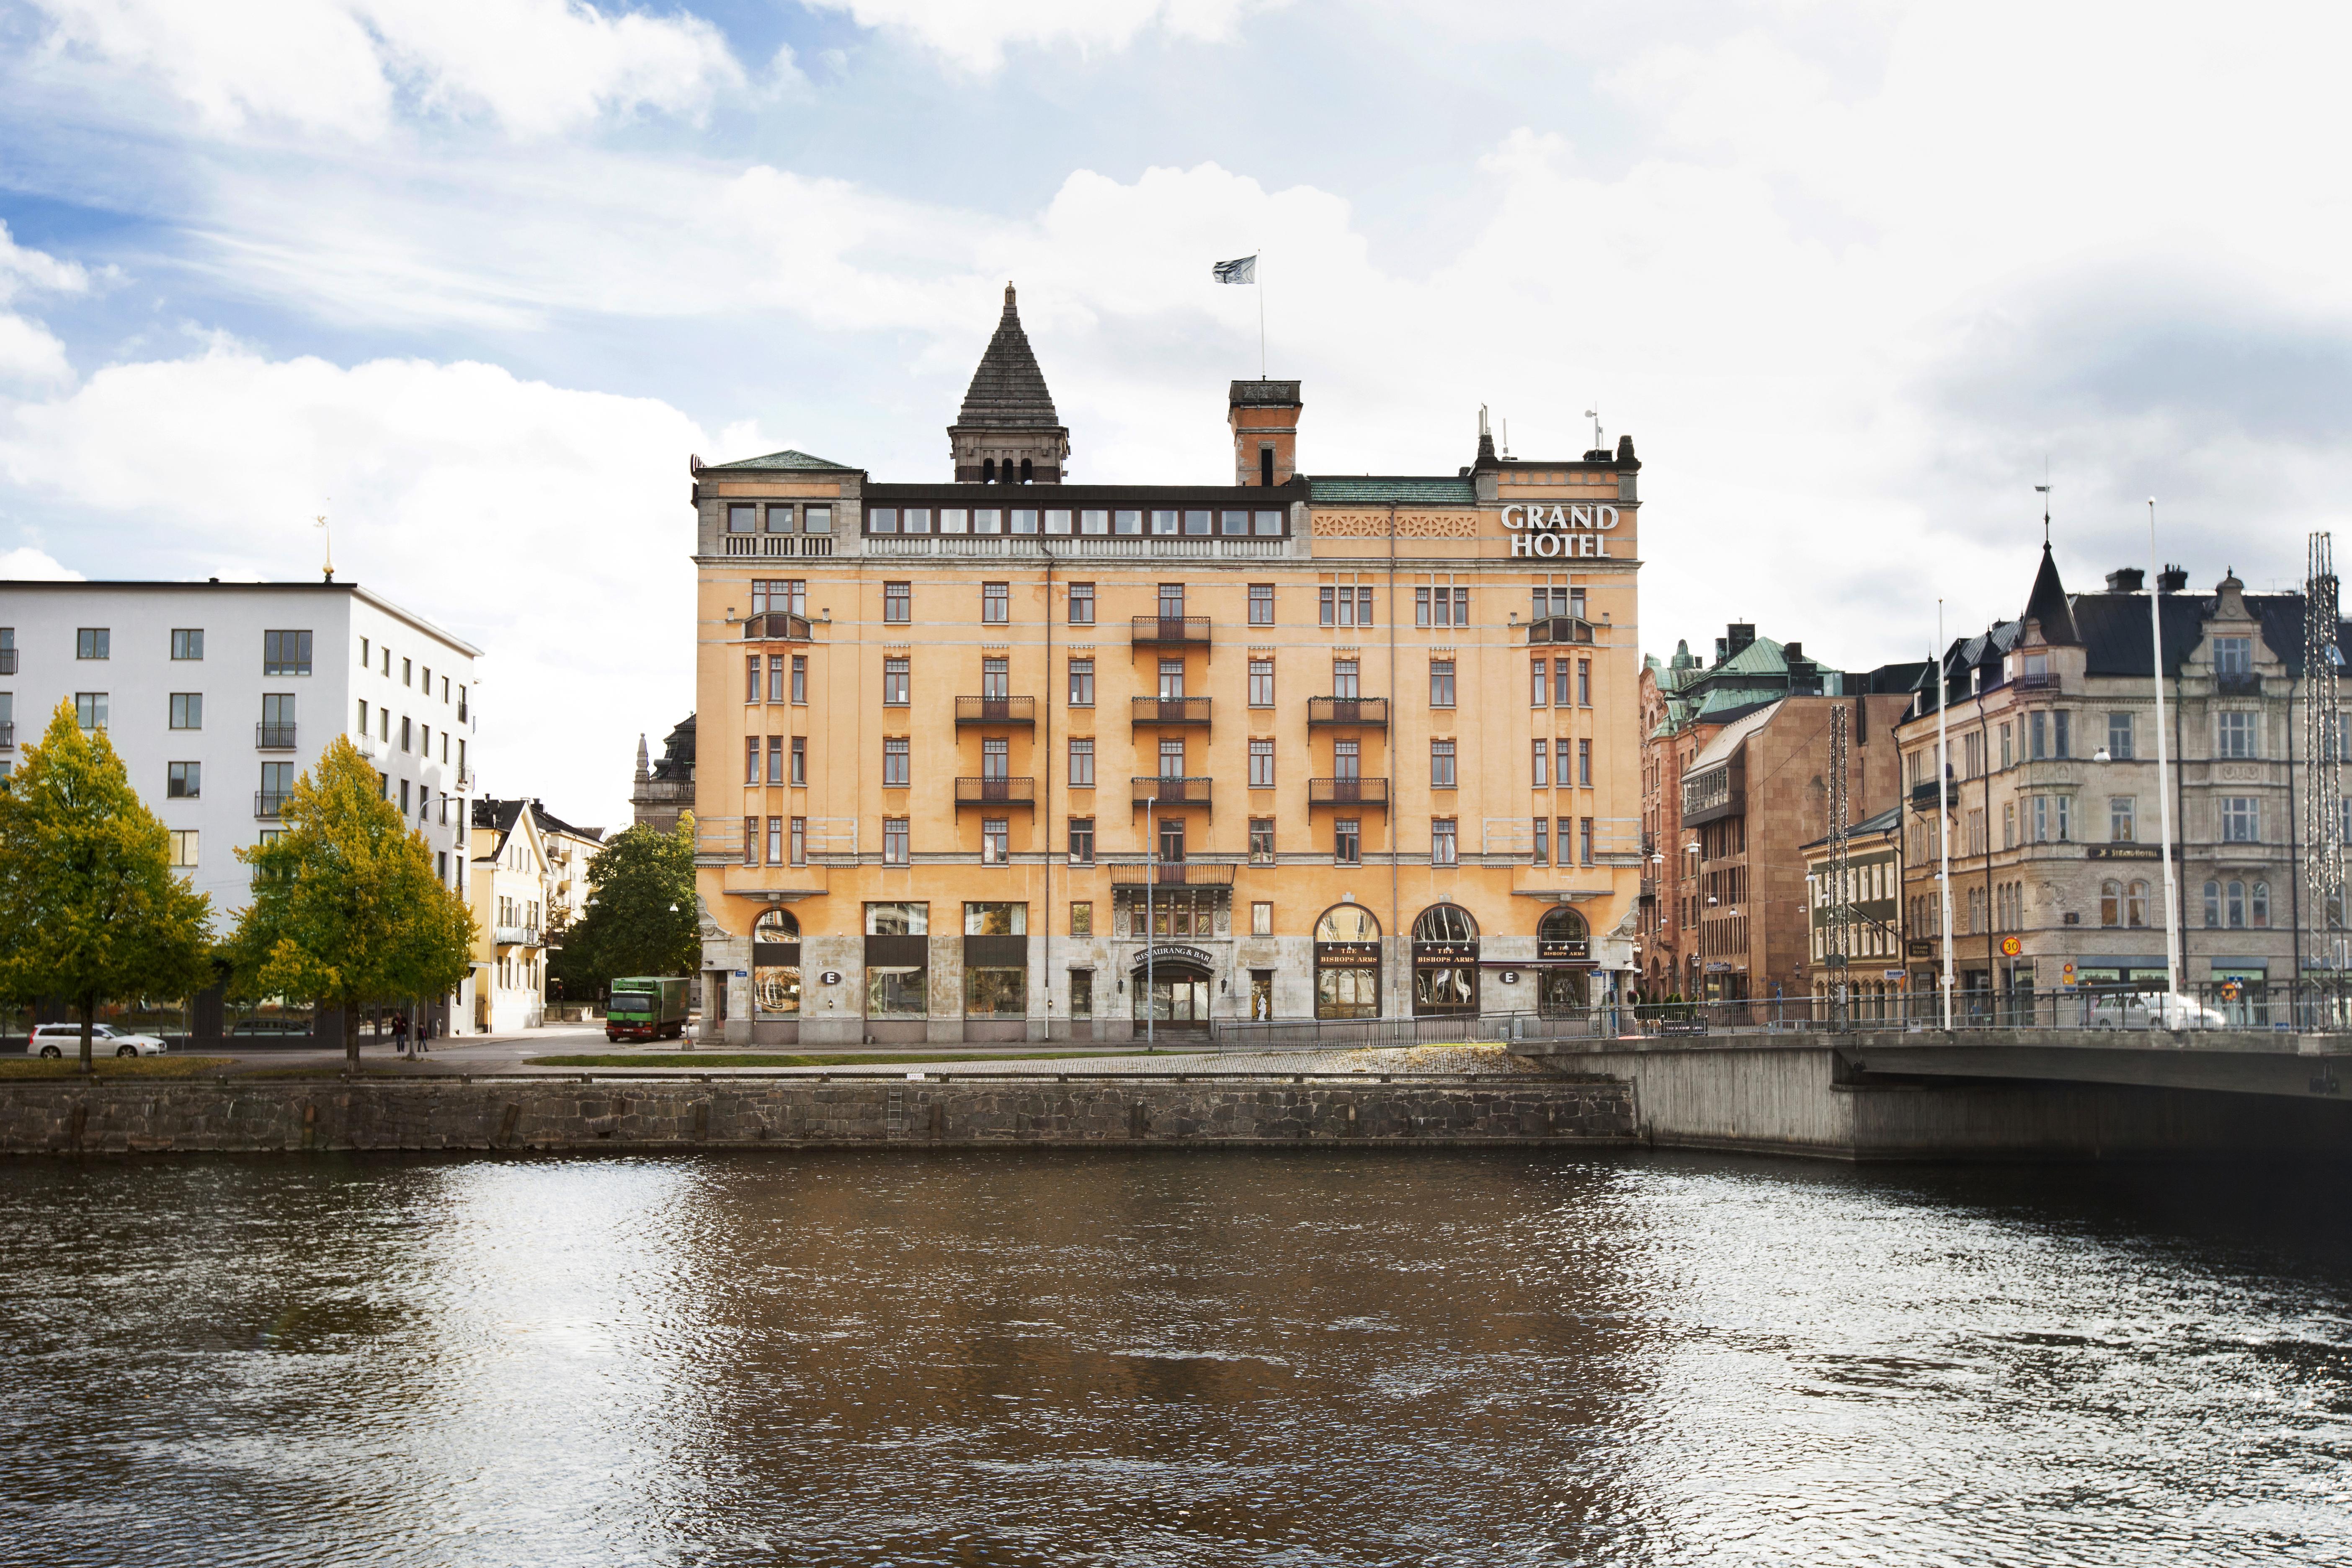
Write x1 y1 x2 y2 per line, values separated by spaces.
1 1151 2346 1567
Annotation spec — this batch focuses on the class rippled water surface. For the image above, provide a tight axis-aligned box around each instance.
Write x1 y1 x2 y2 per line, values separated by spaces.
2 1151 2349 1566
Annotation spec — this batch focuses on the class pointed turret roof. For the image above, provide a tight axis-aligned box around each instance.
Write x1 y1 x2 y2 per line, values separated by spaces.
957 284 1059 430
2023 543 2080 645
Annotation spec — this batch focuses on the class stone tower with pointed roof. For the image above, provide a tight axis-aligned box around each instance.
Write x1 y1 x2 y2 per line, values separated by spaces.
948 284 1069 484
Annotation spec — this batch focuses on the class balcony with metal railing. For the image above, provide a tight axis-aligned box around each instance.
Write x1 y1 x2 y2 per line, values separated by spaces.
1524 615 1595 645
0 650 15 675
1130 696 1211 727
493 924 543 948
1129 615 1212 647
2214 671 2264 697
1308 776 1390 807
1306 696 1389 727
255 722 298 750
0 720 12 749
1132 775 1212 808
955 695 1037 726
954 776 1036 809
254 791 289 818
1108 861 1238 888
742 611 812 641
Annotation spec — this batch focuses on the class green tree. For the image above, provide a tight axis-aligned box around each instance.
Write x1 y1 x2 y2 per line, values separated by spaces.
0 700 214 1072
227 736 475 1068
548 816 698 1002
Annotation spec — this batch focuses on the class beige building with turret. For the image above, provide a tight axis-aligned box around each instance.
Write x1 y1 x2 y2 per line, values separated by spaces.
686 286 1648 1043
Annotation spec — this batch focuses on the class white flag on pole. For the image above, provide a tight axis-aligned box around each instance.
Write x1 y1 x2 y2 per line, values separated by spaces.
1212 255 1257 284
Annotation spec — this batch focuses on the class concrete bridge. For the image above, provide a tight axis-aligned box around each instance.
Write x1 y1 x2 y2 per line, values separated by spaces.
1522 1029 2351 1162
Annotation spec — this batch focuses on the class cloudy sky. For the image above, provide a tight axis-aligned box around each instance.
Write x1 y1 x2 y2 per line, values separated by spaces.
1 0 2344 826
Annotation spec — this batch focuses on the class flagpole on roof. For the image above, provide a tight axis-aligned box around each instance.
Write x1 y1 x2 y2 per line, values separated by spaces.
1259 249 1266 379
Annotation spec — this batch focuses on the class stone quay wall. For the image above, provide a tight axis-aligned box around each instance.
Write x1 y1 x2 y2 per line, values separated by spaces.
0 1076 1637 1156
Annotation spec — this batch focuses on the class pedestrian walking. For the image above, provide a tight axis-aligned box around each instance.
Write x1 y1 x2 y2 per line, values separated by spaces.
392 1012 409 1054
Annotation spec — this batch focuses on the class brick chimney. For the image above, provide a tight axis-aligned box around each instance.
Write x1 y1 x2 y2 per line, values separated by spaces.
1229 379 1302 487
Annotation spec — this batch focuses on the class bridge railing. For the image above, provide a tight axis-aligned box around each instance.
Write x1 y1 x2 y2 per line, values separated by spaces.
1154 982 2352 1054
1607 980 2352 1037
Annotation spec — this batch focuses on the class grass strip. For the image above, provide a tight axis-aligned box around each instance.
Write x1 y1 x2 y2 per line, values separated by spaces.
522 1049 1164 1069
0 1056 238 1080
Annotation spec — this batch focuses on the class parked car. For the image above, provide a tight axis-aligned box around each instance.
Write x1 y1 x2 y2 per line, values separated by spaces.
33 1023 167 1058
2086 991 2230 1032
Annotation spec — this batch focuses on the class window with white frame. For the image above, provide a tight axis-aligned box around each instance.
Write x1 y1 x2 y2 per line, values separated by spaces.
2215 710 2256 758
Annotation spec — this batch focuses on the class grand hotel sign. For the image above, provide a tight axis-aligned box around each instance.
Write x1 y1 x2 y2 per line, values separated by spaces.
1501 503 1622 558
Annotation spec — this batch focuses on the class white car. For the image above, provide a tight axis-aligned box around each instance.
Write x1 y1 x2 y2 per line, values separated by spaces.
2086 992 2230 1032
32 1023 167 1058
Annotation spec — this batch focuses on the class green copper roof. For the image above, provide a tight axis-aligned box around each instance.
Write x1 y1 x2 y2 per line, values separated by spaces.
1691 687 1779 720
707 449 859 472
1307 475 1478 506
1713 634 1788 676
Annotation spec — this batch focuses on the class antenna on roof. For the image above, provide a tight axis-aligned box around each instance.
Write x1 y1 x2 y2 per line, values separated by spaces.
1585 406 1603 451
315 504 335 583
2034 475 2053 547
1500 418 1509 458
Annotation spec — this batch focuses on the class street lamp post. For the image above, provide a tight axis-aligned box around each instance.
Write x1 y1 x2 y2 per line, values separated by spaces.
1144 795 1156 1051
2149 500 2182 996
1937 601 1955 1032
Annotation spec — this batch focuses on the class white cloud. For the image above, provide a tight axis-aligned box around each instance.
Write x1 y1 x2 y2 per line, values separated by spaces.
24 0 743 137
0 221 95 301
0 343 705 825
0 221 91 391
0 545 81 580
10 0 2352 753
0 314 74 389
811 0 1271 70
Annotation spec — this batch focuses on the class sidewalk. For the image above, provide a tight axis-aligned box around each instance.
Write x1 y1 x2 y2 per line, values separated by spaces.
239 1039 1544 1079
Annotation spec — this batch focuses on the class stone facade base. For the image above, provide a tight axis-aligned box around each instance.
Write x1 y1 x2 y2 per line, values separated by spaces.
0 1077 1635 1154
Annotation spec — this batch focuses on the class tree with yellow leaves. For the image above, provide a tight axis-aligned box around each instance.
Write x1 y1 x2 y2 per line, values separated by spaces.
0 701 214 1073
228 736 475 1069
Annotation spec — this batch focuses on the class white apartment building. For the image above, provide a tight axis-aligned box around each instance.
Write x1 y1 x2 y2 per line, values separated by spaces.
0 579 482 931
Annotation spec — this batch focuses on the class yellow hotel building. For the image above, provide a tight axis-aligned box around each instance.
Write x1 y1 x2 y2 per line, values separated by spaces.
690 286 1645 1043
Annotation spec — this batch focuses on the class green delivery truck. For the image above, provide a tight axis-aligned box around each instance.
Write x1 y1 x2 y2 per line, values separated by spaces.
606 977 691 1042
